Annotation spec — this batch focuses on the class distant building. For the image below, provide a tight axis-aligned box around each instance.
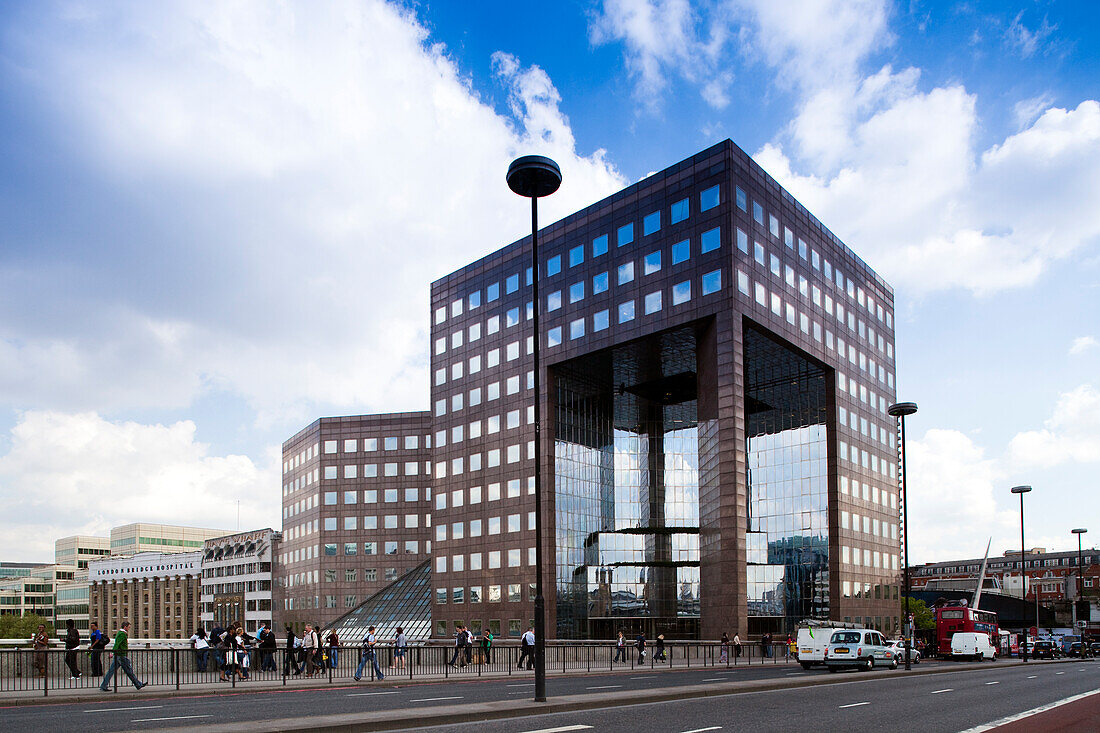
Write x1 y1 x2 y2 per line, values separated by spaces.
913 547 1100 604
0 562 47 579
201 528 281 634
54 572 91 632
0 564 79 625
88 551 202 638
55 535 110 570
279 413 432 629
109 523 231 557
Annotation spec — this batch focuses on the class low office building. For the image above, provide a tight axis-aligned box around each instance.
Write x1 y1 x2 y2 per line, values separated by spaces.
88 551 202 638
0 564 78 624
55 535 110 570
201 528 281 634
109 523 230 557
279 413 432 629
54 573 91 632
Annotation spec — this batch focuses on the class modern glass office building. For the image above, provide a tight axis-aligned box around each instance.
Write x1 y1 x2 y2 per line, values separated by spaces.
427 140 901 640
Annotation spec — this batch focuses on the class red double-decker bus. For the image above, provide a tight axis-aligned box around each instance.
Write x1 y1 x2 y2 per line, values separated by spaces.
935 603 999 657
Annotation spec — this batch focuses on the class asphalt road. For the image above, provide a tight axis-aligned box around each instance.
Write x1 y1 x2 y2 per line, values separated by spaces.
420 661 1100 733
1 659 1095 732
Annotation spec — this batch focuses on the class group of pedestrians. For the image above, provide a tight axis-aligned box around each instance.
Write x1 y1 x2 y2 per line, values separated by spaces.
190 623 279 681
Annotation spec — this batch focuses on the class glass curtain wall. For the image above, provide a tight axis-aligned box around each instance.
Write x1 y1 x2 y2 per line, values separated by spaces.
743 323 831 635
554 326 702 639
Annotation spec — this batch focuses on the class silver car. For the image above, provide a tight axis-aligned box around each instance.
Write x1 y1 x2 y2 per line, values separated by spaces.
825 629 898 671
885 639 921 664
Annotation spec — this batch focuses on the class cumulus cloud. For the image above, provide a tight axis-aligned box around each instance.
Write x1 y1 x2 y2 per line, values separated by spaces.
1007 384 1100 467
1069 336 1098 355
0 411 278 561
0 0 625 426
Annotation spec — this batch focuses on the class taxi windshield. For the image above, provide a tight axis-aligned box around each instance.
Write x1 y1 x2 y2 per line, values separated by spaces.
831 631 862 644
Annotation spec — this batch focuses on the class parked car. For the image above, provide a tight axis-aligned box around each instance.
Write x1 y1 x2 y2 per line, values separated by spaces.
1065 642 1085 657
1031 641 1057 659
796 626 854 669
825 629 898 672
885 639 921 664
951 632 996 661
1089 642 1100 656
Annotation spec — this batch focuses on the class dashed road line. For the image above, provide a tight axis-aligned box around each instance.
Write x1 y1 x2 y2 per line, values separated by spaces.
132 715 211 723
586 684 623 690
839 702 870 708
517 726 594 733
409 696 463 702
930 688 953 694
347 692 399 697
681 727 723 733
985 681 1000 685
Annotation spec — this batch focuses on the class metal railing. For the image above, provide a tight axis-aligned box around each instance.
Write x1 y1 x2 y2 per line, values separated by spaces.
0 641 798 696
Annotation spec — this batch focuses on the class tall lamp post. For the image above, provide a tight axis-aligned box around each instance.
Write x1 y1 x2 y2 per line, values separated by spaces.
1011 485 1032 661
888 401 917 670
1072 528 1087 657
507 155 562 703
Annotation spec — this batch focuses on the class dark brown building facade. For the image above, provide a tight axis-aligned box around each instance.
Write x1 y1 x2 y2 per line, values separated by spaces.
279 413 432 629
88 552 202 639
427 140 901 640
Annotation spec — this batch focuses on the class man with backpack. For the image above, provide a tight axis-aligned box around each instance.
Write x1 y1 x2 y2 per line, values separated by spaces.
481 629 494 664
354 625 384 681
448 624 467 668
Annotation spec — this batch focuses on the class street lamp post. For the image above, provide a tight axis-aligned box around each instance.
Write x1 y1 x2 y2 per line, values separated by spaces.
507 155 562 704
888 401 918 671
1011 485 1032 662
1072 528 1087 657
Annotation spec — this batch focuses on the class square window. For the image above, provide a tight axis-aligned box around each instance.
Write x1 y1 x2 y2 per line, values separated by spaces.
592 234 608 257
752 200 764 225
754 241 765 266
344 516 357 530
547 327 562 347
701 226 720 253
701 269 721 295
643 211 660 235
593 309 609 331
736 227 748 254
343 490 357 504
671 239 689 264
506 274 519 293
701 184 719 211
736 186 747 211
617 261 634 284
644 291 662 314
547 290 561 311
670 198 689 223
487 315 500 334
643 250 661 275
617 222 634 247
506 308 520 327
344 439 357 452
569 281 584 303
569 245 584 267
486 282 500 302
593 271 608 294
324 466 337 480
672 280 691 305
618 300 635 323
546 255 561 276
324 517 337 531
570 318 585 339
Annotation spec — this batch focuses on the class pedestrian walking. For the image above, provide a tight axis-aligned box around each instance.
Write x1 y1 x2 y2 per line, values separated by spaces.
614 630 626 663
259 624 277 671
762 632 772 658
448 624 467 668
354 625 384 681
463 625 474 666
393 627 408 669
190 628 210 672
479 628 492 665
635 631 647 665
786 635 796 660
236 627 251 680
283 625 301 676
33 624 49 678
218 630 236 682
88 621 106 676
99 621 146 691
733 633 742 660
64 619 82 679
719 632 729 663
326 629 340 669
655 633 667 662
302 624 319 676
517 626 535 670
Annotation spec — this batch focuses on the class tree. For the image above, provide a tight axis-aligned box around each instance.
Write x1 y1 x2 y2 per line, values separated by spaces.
0 613 55 641
900 597 936 630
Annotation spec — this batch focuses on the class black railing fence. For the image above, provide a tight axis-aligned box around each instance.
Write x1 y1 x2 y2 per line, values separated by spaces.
0 641 797 696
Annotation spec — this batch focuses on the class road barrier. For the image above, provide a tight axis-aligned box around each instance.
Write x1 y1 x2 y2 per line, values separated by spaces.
0 640 795 696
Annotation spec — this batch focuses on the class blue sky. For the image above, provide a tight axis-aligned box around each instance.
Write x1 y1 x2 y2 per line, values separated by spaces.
0 0 1097 565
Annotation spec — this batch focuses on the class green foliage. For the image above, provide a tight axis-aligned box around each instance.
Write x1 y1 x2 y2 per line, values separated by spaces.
900 597 936 630
0 613 55 641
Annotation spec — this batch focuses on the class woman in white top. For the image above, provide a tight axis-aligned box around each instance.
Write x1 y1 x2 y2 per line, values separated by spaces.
189 628 211 673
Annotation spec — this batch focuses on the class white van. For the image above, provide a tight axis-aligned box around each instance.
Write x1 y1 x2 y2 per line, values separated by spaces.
951 632 996 661
796 626 852 669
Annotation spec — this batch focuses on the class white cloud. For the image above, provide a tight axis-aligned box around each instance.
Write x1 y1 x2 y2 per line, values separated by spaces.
0 1 625 425
1004 11 1057 59
1069 336 1098 356
1007 384 1100 467
0 411 279 561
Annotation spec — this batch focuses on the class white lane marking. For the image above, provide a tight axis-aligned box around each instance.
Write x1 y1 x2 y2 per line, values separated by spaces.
517 727 594 733
630 676 656 680
955 689 1100 733
84 706 163 713
507 683 535 687
347 691 399 697
839 702 870 708
930 688 953 694
409 696 463 702
681 728 723 733
1027 675 1037 679
1055 671 1065 675
132 716 211 723
985 681 1000 685
586 684 623 690
701 678 725 682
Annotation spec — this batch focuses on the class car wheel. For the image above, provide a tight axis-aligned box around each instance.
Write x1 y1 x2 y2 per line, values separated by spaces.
827 666 839 673
801 662 812 670
889 656 898 670
865 658 874 671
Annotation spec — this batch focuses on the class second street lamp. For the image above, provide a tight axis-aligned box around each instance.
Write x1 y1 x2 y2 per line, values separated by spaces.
1011 485 1032 662
1072 528 1087 657
888 401 917 671
507 155 562 704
